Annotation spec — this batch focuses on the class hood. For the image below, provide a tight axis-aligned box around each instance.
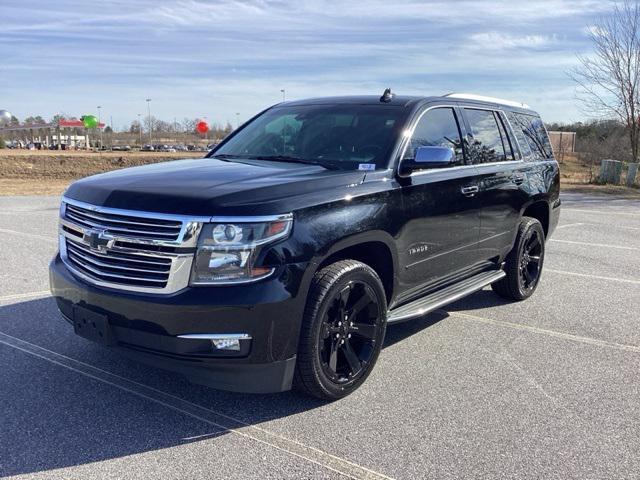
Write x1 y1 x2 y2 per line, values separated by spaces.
64 158 370 216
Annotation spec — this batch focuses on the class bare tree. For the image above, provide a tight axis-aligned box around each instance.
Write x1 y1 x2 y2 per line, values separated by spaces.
182 118 197 133
571 1 640 162
129 120 142 134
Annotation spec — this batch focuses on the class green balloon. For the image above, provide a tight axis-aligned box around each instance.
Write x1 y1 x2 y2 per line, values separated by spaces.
82 115 99 129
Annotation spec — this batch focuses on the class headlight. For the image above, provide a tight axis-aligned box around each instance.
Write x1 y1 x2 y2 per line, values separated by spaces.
189 214 293 285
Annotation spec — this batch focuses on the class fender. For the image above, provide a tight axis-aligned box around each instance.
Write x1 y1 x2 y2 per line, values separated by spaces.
313 229 399 269
519 193 551 217
518 160 559 224
299 229 400 301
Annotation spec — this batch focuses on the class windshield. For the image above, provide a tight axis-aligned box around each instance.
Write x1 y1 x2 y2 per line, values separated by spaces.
210 104 408 170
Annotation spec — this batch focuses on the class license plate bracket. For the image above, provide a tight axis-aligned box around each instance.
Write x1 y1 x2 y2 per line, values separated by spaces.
73 306 115 346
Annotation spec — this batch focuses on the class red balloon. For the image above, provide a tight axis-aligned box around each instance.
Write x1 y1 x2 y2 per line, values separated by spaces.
196 120 209 134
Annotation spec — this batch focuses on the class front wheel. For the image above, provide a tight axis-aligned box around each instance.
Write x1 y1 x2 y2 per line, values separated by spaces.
294 260 387 400
492 216 545 301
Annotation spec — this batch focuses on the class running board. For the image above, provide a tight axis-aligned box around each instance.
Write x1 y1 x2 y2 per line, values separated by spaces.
387 270 506 324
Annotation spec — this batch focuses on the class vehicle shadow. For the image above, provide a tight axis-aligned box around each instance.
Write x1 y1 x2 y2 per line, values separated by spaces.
444 288 512 312
384 310 448 348
0 296 444 477
383 288 511 347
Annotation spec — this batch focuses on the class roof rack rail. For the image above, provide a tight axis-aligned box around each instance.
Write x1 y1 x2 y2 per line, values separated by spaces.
443 93 531 110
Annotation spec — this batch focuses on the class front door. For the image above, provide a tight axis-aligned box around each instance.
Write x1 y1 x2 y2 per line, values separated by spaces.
395 106 482 302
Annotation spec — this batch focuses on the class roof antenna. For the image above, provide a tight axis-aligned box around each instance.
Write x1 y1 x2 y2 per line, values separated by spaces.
380 88 394 103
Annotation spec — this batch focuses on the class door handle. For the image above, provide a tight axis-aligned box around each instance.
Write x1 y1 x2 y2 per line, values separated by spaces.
511 174 525 185
461 185 479 197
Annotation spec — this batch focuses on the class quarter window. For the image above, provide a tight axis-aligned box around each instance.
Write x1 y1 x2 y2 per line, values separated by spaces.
405 108 465 165
506 111 553 161
464 109 512 164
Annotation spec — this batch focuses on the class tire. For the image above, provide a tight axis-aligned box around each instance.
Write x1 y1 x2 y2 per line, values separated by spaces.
492 216 546 301
294 260 387 400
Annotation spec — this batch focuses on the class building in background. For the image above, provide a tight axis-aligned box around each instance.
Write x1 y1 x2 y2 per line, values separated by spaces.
0 119 104 149
548 131 576 156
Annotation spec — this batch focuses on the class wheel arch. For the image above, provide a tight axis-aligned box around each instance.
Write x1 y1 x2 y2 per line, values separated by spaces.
521 198 551 237
308 230 398 304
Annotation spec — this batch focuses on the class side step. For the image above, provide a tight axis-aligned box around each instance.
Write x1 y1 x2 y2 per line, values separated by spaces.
387 270 506 324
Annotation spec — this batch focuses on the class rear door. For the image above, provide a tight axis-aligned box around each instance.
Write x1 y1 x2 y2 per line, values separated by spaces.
460 107 530 262
395 105 482 300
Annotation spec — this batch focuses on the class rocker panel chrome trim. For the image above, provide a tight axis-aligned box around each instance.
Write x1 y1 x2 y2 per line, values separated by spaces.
387 270 506 323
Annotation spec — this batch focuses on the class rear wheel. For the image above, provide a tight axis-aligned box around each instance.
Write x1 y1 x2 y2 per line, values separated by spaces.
294 260 387 400
492 216 545 301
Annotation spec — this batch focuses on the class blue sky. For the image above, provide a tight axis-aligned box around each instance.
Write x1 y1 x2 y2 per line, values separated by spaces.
0 0 617 129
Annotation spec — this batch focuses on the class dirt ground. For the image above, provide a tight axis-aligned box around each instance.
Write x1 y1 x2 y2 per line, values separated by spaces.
0 149 202 179
0 178 73 196
557 153 593 185
0 149 203 196
558 153 640 197
1 149 638 196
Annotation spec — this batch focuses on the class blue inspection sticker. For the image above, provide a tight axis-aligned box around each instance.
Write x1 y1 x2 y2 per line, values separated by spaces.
358 163 376 171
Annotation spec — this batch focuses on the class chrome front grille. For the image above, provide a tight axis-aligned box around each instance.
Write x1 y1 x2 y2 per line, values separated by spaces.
65 238 172 288
59 197 210 294
64 202 183 242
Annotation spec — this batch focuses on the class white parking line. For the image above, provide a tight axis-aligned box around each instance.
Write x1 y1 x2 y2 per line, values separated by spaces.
546 269 640 285
563 208 640 217
0 227 57 242
549 238 640 251
444 310 640 354
0 209 58 214
0 291 51 302
555 223 585 229
0 331 395 480
581 223 640 232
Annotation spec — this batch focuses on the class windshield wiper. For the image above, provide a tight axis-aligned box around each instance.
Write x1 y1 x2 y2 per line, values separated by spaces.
252 155 337 170
209 153 242 162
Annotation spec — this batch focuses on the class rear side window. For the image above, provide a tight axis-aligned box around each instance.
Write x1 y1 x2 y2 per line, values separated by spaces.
506 111 553 161
464 109 513 164
405 107 465 165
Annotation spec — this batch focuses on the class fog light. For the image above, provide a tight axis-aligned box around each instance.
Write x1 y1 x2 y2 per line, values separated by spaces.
177 333 251 352
212 338 241 351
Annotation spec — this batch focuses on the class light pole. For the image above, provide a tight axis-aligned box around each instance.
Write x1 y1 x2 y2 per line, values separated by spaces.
137 113 142 146
174 117 178 143
97 106 102 148
146 98 152 145
110 115 114 150
235 112 240 129
280 89 286 102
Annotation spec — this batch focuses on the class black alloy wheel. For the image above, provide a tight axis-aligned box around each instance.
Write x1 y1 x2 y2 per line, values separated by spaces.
492 216 546 301
294 260 387 400
519 227 543 292
318 281 380 384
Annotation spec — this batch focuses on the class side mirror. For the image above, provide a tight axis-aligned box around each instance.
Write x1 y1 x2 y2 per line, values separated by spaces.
401 146 455 175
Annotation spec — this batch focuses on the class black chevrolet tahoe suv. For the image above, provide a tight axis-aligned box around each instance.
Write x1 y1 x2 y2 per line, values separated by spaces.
50 91 560 400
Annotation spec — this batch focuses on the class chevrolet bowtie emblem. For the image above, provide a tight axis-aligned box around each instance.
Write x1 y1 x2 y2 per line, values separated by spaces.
83 229 114 252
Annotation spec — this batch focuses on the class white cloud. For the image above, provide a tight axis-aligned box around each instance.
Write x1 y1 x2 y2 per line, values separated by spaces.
0 0 619 124
144 0 613 25
469 32 557 50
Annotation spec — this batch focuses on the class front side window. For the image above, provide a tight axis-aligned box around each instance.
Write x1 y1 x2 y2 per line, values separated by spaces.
464 109 511 164
211 104 409 170
404 107 465 165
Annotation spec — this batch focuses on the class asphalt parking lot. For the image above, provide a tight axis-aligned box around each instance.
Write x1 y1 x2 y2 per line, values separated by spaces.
1 192 639 480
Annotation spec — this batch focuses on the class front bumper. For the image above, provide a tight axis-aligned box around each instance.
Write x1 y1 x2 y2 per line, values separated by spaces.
49 254 311 393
